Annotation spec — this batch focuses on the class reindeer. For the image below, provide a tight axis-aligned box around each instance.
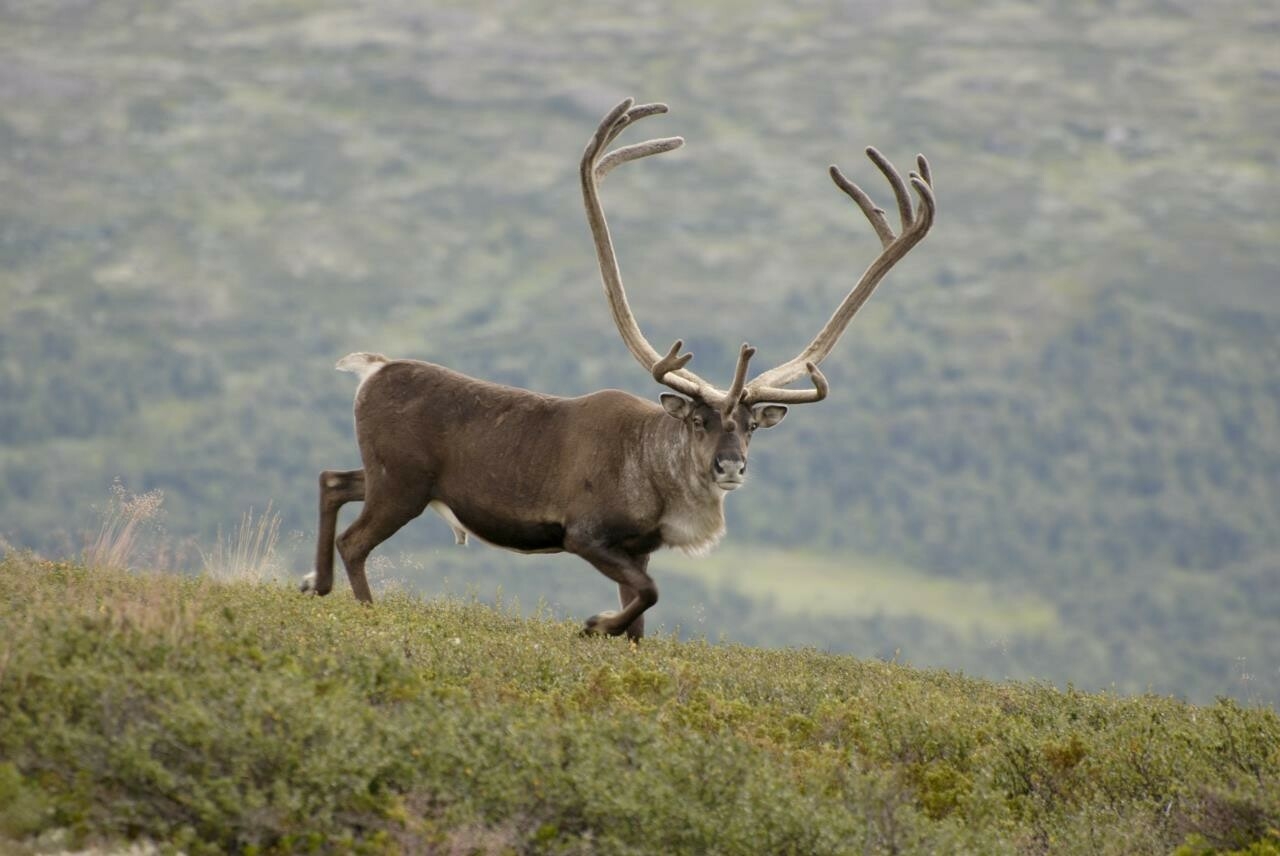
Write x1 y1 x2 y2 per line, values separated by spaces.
301 98 935 639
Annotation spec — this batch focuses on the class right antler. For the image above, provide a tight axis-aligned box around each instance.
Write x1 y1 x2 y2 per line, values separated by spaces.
741 147 936 405
582 98 736 406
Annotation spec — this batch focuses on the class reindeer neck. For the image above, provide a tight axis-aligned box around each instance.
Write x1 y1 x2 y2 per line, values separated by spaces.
633 407 727 555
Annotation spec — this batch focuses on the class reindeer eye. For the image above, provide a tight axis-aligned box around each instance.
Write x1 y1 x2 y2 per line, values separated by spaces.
692 415 705 430
748 421 759 433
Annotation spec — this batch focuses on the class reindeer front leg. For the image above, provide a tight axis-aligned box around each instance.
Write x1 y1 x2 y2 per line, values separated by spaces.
616 583 646 640
566 530 656 639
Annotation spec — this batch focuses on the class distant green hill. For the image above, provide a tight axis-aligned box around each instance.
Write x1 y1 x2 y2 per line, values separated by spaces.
1 0 1277 704
2 560 1278 854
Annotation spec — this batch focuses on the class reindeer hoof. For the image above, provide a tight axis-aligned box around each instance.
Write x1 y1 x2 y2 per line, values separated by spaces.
581 610 620 637
300 572 332 596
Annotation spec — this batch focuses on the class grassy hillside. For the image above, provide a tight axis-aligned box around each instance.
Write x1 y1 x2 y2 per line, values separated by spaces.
312 540 1280 707
2 559 1277 855
1 0 1278 704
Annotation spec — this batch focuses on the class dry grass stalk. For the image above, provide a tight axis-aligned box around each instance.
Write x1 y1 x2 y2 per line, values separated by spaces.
200 502 282 583
83 479 166 571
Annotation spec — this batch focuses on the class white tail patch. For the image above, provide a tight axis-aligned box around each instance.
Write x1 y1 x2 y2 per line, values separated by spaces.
336 352 389 391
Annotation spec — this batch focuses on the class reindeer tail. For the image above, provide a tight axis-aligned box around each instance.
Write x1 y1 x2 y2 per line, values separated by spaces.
335 352 389 384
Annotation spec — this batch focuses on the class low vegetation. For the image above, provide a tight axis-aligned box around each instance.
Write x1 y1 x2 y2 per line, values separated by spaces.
1 558 1276 854
2 0 1279 704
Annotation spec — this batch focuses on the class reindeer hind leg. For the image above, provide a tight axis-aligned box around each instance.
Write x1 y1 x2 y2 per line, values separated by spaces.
303 469 366 596
335 474 431 603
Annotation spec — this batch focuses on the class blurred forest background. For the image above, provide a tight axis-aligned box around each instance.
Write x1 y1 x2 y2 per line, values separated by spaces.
1 0 1276 705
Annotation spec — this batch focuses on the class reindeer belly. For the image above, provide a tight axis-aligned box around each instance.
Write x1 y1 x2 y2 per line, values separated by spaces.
429 499 565 554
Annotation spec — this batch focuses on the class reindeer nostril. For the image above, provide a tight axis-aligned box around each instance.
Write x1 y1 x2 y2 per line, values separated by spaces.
715 457 745 478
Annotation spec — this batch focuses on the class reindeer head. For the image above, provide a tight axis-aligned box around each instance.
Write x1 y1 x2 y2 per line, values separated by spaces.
658 382 788 491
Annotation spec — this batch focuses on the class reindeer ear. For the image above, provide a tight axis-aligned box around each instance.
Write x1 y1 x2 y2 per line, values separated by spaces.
660 393 694 420
752 404 788 429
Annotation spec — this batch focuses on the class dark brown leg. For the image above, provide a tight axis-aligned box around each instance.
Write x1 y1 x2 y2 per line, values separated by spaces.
334 476 429 603
617 583 645 640
565 530 656 637
302 469 365 596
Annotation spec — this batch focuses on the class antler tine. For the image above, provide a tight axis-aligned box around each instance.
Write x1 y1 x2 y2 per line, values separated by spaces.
743 147 936 402
830 165 895 249
581 98 720 401
720 343 756 429
584 98 632 162
605 102 669 145
743 361 828 406
596 137 685 180
652 339 694 383
909 171 936 229
916 153 932 188
865 146 914 233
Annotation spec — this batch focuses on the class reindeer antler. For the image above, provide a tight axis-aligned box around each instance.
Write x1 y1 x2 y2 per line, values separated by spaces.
582 98 755 411
742 148 935 406
582 100 699 396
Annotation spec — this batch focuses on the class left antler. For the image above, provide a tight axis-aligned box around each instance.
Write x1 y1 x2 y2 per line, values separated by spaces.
583 99 775 420
581 98 713 401
742 148 936 406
